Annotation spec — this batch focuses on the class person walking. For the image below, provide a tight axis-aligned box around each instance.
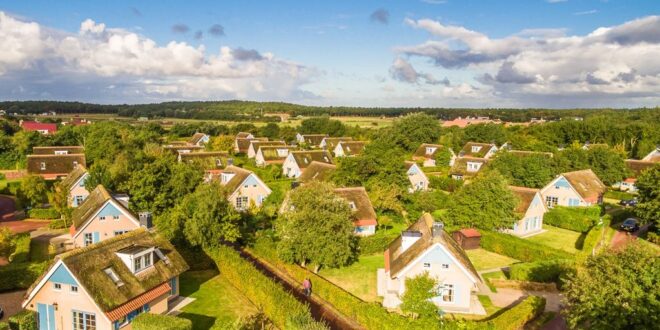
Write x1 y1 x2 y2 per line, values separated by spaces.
302 278 312 297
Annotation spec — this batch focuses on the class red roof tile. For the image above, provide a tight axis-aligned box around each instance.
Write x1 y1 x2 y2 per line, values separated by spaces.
458 228 481 238
105 282 171 321
21 121 57 133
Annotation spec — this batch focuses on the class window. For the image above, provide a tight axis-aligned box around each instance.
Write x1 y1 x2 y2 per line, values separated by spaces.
99 216 106 221
545 196 558 208
143 253 152 268
467 162 481 172
471 146 482 153
74 195 84 206
40 162 46 170
55 150 68 155
426 147 436 155
84 233 93 246
134 257 142 272
441 264 449 270
440 284 454 302
71 285 79 293
72 311 96 330
236 196 249 210
104 268 124 286
73 161 79 167
54 283 62 291
215 159 222 167
113 215 120 220
423 263 431 268
114 230 129 236
348 202 357 210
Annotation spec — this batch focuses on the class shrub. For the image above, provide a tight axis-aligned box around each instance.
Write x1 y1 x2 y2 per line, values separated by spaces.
9 233 31 263
647 232 660 245
578 216 610 261
509 259 575 287
0 261 48 292
47 220 68 229
358 232 399 255
489 296 545 330
0 321 8 330
27 208 60 219
131 313 192 330
8 310 37 330
429 175 463 192
543 206 600 232
480 231 572 262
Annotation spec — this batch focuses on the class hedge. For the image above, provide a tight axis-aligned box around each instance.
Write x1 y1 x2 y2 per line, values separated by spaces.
508 259 574 287
488 296 546 330
8 310 37 330
0 322 8 330
0 261 48 292
543 206 600 232
27 208 60 220
9 233 31 263
205 245 326 330
131 313 192 330
358 232 399 255
47 220 68 229
578 216 610 261
480 231 572 262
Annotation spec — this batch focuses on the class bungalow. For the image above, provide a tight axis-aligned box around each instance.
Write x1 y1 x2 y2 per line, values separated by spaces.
215 166 272 210
319 137 353 150
297 161 337 183
540 169 607 208
27 154 87 180
21 121 57 135
642 147 660 162
507 186 546 237
405 161 429 192
334 187 378 236
283 150 333 178
412 144 456 167
32 146 85 155
188 133 210 147
177 152 230 169
255 145 297 167
458 142 498 159
70 185 143 248
59 165 90 207
377 213 484 315
234 137 268 154
295 134 328 147
617 160 657 193
333 141 366 157
247 140 286 159
450 157 488 180
22 229 188 330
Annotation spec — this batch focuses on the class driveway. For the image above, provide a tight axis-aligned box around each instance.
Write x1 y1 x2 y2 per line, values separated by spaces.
0 219 50 234
611 223 651 250
0 290 27 321
484 287 562 313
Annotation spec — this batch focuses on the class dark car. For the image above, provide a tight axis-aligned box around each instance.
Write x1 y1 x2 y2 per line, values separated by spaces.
620 218 640 232
619 198 638 207
0 306 4 320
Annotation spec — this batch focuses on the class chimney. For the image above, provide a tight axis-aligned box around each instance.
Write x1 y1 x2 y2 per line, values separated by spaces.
139 212 153 229
401 231 422 252
432 222 444 237
227 158 234 166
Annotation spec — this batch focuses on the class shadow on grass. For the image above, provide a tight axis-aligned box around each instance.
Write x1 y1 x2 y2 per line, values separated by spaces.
179 269 219 297
574 232 587 250
176 312 217 330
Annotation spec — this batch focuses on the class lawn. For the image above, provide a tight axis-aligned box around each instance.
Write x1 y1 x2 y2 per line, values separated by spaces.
527 225 584 254
318 253 384 302
466 248 519 271
481 270 507 292
178 270 258 330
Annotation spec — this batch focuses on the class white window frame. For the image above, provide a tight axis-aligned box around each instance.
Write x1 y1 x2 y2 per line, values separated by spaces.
440 284 454 303
40 162 46 170
471 146 482 153
545 196 558 208
53 283 62 291
441 263 450 270
83 233 93 246
70 285 79 294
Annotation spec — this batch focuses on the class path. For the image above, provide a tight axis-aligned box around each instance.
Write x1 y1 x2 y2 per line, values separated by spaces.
238 248 363 330
0 219 50 234
610 223 651 250
0 195 17 221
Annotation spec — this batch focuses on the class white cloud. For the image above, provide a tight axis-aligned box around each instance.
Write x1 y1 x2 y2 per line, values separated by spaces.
574 9 598 16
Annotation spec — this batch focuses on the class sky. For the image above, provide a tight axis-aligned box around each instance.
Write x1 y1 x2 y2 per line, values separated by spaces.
0 0 658 108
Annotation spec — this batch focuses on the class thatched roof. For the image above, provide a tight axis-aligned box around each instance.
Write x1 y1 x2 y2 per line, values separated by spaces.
510 186 539 213
322 137 353 150
163 145 204 153
299 134 327 146
236 137 268 153
218 165 253 193
27 154 86 176
236 132 253 139
336 141 366 156
413 143 450 159
290 150 333 169
459 142 496 158
32 146 84 155
298 161 337 183
625 159 657 177
178 152 230 169
450 157 488 176
642 148 660 162
60 165 88 191
188 133 208 145
562 169 607 200
258 146 297 163
506 150 554 158
250 140 286 152
385 213 480 281
334 187 377 226
72 185 133 229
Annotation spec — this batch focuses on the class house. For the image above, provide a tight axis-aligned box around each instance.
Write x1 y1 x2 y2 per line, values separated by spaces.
255 145 297 167
333 141 366 157
458 142 498 159
412 144 456 167
377 213 484 314
22 229 188 330
32 146 85 155
295 134 328 147
319 137 353 150
334 187 378 236
21 121 57 135
177 152 230 169
234 137 267 154
297 161 337 183
236 132 254 139
188 133 210 147
617 160 657 192
540 169 607 208
70 185 143 248
450 157 488 180
214 166 272 210
507 186 546 237
59 165 90 207
283 150 333 178
405 161 429 192
163 145 204 154
247 141 286 159
27 154 87 180
641 147 660 162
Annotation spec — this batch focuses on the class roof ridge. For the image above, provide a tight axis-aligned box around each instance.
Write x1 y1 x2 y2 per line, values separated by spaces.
27 153 86 158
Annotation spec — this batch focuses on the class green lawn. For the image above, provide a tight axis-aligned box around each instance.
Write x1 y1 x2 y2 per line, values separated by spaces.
527 225 584 254
466 248 519 271
481 270 508 292
178 270 258 330
318 254 384 302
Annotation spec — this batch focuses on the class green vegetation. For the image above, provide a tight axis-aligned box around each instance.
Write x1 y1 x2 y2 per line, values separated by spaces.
635 165 660 226
604 190 636 201
508 259 574 286
480 230 572 262
543 206 600 233
318 254 383 302
357 222 406 255
488 296 545 330
132 313 192 330
0 227 14 259
527 225 585 254
477 295 500 316
400 272 438 318
27 207 60 219
7 310 37 330
481 270 507 293
489 152 555 188
0 232 48 292
20 175 47 207
466 248 519 271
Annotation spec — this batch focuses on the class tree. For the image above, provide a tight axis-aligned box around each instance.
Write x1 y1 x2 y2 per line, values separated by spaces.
208 135 235 153
443 171 518 230
389 113 441 151
259 123 280 140
20 175 47 207
635 165 660 226
563 244 660 330
490 152 556 188
276 181 356 272
298 117 346 136
462 123 508 146
0 227 15 259
49 182 71 225
585 145 628 185
433 147 454 168
400 272 439 318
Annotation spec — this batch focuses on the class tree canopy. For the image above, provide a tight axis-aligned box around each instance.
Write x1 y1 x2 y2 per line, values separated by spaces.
634 165 660 226
489 152 556 188
400 272 439 318
388 113 441 151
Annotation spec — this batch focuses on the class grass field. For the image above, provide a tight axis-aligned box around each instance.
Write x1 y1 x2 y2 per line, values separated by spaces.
466 248 519 271
318 253 384 302
527 225 584 254
178 270 258 330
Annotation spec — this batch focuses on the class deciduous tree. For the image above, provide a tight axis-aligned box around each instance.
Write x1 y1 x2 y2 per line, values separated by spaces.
400 272 439 318
389 113 441 151
0 227 15 259
635 165 660 226
20 175 47 207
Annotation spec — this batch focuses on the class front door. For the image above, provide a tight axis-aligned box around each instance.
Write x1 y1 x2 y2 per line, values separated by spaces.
37 303 55 330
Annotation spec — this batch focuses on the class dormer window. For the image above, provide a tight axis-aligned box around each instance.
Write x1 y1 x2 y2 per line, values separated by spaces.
221 172 235 183
116 245 156 274
323 156 329 162
215 159 222 167
276 149 288 157
348 201 357 210
467 162 481 172
426 147 437 155
471 146 482 153
40 162 46 170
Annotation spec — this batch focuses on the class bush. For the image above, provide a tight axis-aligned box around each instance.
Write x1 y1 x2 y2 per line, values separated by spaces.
358 232 399 255
8 310 37 330
9 233 31 263
578 216 610 261
489 296 545 330
47 220 68 229
647 232 660 245
509 259 575 287
543 206 600 232
429 175 463 192
27 208 60 219
0 261 48 292
0 321 8 330
131 313 192 330
480 231 572 262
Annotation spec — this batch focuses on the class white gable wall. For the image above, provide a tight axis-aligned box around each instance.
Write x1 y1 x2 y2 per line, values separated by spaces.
540 176 588 208
282 154 302 178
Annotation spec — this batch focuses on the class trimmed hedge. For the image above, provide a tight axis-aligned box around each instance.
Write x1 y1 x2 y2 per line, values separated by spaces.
543 206 600 232
8 310 37 330
131 313 192 330
358 232 399 255
578 216 610 261
509 259 574 287
27 208 60 219
205 245 326 330
489 296 546 330
0 261 48 292
480 231 572 262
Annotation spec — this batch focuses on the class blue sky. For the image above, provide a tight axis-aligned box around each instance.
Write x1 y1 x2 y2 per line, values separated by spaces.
0 1 658 107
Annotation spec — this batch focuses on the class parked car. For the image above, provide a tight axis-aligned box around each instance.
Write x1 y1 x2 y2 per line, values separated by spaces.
619 198 637 207
0 305 4 320
620 218 640 232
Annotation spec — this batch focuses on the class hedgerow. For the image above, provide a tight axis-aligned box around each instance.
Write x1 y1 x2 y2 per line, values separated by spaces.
9 233 31 263
577 216 610 261
0 261 48 292
509 259 575 287
131 313 192 330
544 206 600 232
480 231 572 262
27 208 60 219
358 231 398 255
488 296 546 330
7 310 37 330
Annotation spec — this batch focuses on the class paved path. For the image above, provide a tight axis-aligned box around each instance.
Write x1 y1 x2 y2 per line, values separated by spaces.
0 290 27 321
484 287 562 313
0 219 50 233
